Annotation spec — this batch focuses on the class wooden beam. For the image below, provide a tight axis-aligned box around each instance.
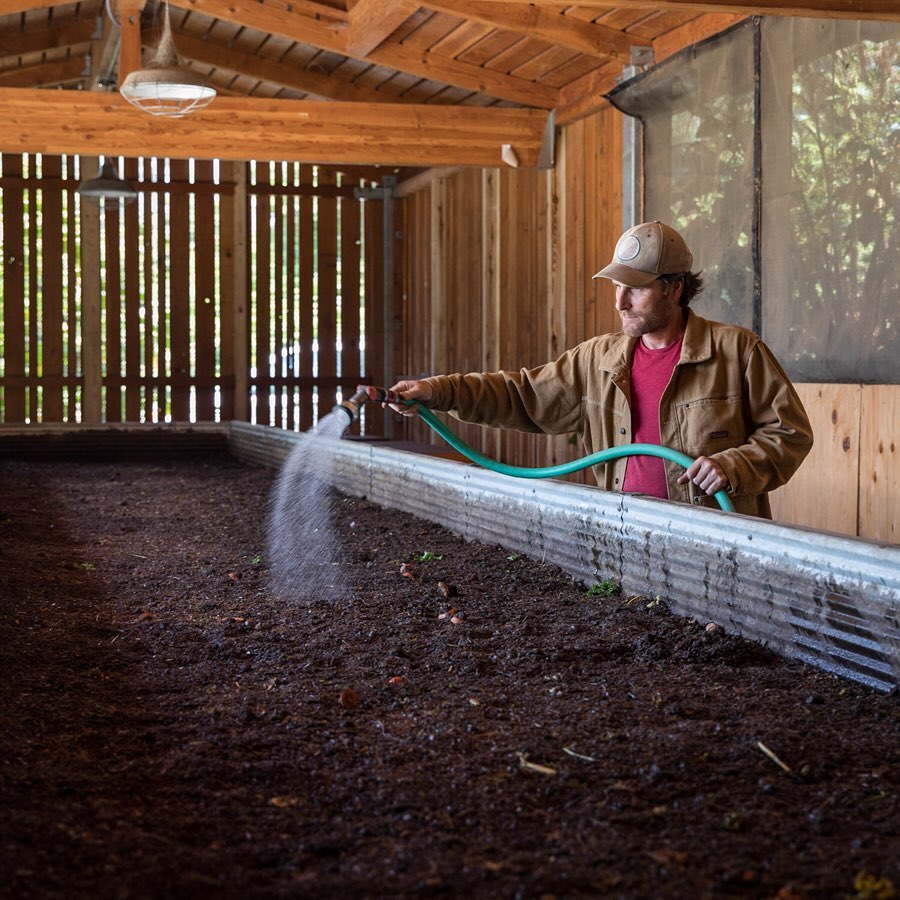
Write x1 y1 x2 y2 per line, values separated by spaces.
0 17 96 58
424 0 650 62
172 31 398 103
1 0 896 20
174 0 558 107
118 0 146 86
0 88 551 167
346 0 418 57
454 0 900 21
88 8 120 90
0 55 87 87
555 60 620 126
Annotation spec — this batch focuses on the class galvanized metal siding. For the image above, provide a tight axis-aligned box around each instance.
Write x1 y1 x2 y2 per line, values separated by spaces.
228 422 900 692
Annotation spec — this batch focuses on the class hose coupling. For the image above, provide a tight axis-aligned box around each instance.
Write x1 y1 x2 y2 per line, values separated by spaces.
334 385 371 424
334 385 400 423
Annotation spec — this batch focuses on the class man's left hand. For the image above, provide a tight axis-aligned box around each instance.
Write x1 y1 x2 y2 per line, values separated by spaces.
677 456 730 496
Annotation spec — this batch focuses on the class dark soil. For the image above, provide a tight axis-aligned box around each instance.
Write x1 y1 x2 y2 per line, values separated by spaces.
0 455 897 900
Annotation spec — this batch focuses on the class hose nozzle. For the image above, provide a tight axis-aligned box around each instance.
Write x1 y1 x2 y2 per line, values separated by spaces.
334 385 399 424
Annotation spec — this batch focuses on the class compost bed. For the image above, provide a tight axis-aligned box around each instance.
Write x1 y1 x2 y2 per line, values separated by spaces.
0 455 897 900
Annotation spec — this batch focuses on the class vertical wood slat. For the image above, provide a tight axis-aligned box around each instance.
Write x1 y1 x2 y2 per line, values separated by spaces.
27 154 38 420
123 157 141 421
273 163 285 428
104 190 123 422
3 154 26 422
859 384 898 544
142 164 155 418
770 383 860 537
156 160 169 420
364 195 384 436
80 156 102 424
317 168 338 423
41 155 64 422
219 161 240 421
66 165 79 420
285 170 297 430
169 158 191 421
255 161 272 426
194 159 217 421
298 164 315 432
341 187 361 433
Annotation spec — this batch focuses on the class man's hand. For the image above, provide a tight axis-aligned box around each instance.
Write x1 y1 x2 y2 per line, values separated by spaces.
387 379 433 416
677 455 730 496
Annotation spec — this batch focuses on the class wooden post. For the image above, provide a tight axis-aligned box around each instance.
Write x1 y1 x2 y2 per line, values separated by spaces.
117 0 147 88
80 156 103 423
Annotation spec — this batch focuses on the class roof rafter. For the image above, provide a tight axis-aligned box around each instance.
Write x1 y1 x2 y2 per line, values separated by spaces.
423 1 650 62
174 0 558 108
0 54 87 87
345 0 418 57
173 31 400 103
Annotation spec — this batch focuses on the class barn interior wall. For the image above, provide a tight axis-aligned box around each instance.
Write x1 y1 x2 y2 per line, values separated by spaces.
395 110 898 545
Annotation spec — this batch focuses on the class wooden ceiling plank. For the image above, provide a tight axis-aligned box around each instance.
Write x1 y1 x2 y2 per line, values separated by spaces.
173 31 398 103
174 0 557 107
0 16 95 57
0 53 86 86
365 40 558 107
0 88 551 167
425 0 650 61
346 0 418 57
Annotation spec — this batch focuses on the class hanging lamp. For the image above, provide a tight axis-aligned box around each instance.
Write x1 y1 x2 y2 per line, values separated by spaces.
77 157 139 202
119 0 216 117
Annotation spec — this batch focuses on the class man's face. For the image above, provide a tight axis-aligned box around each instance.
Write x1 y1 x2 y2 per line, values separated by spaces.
613 280 681 338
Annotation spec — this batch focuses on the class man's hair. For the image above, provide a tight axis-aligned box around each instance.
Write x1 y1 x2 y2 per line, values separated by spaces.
660 271 704 307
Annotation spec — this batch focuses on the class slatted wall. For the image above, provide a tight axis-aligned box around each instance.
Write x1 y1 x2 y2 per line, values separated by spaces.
0 154 378 431
398 108 623 484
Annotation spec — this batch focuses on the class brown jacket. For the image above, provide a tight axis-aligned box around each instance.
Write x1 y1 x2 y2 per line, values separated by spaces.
423 309 813 518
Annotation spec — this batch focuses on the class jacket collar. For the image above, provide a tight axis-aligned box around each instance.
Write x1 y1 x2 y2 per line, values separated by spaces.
598 308 712 373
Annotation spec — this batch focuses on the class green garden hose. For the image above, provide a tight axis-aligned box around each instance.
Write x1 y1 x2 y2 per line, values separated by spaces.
415 405 735 512
338 386 735 513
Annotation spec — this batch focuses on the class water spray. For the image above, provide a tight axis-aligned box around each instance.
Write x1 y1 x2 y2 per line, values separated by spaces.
335 385 735 513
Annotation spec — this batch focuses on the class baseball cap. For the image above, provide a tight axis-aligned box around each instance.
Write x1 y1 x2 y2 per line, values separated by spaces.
593 221 693 287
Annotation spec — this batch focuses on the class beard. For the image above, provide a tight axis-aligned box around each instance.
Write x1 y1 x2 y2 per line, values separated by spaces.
619 300 675 338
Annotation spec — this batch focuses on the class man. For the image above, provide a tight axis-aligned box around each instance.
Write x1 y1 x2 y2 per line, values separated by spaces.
388 220 813 518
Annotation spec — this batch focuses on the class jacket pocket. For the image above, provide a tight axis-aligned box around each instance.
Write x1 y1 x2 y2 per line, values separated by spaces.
675 395 745 457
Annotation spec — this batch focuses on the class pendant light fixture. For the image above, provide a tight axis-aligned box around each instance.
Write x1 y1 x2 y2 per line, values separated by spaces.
77 157 139 203
119 0 216 118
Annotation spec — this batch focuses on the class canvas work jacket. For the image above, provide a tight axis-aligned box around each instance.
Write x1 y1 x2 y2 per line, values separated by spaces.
422 309 813 518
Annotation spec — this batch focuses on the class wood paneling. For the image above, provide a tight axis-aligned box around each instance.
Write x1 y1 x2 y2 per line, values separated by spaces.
859 385 898 544
769 383 860 537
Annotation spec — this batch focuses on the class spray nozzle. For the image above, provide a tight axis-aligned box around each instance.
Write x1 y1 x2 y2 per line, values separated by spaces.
334 385 400 424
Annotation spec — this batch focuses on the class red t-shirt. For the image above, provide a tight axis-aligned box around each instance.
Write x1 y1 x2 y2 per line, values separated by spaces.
622 336 683 499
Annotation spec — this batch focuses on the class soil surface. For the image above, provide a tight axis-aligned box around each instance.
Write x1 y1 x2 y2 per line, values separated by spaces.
0 455 897 900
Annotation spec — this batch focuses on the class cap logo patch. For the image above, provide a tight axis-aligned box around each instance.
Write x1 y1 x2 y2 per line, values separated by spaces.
616 235 641 261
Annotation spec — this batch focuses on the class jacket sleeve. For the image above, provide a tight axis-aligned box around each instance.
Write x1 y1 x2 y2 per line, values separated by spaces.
423 347 585 436
713 341 814 497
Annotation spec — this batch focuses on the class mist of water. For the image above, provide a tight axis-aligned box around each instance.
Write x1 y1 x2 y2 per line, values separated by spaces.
266 409 350 602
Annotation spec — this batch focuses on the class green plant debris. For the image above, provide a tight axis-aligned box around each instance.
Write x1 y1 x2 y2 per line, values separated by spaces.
415 551 442 562
252 554 264 566
586 579 621 597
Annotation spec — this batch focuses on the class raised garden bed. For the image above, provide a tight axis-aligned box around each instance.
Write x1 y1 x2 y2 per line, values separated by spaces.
0 455 897 898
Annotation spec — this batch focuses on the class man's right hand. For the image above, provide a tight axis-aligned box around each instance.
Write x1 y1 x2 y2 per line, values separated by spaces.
387 380 433 416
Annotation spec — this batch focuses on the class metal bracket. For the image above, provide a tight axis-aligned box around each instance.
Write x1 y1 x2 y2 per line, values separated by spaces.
537 109 556 170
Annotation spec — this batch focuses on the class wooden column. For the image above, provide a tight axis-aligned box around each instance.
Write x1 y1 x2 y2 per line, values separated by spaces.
117 0 147 88
231 162 249 421
79 157 103 423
